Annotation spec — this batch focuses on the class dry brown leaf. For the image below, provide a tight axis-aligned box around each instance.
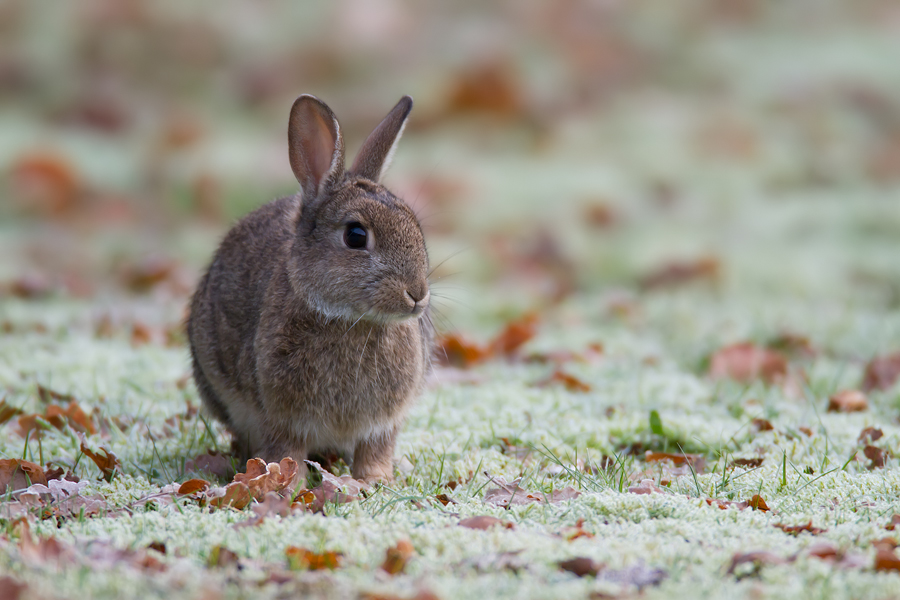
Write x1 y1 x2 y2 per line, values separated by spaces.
0 459 47 493
730 458 764 469
45 402 96 435
9 152 81 215
285 546 343 571
5 274 53 299
751 418 774 432
864 445 887 469
886 515 900 531
443 61 526 120
208 482 252 510
874 547 900 572
251 492 292 519
583 202 617 229
558 556 602 577
36 385 75 404
767 333 816 359
705 498 750 511
234 457 301 500
483 477 580 507
644 452 706 473
459 516 514 530
858 427 884 444
79 437 119 481
827 390 868 413
489 313 539 357
726 551 788 575
208 544 239 568
639 257 719 291
708 343 788 384
381 539 415 575
627 479 664 495
562 519 594 541
435 334 489 368
434 493 456 506
807 542 839 561
773 521 826 536
862 352 900 392
0 400 23 425
177 479 210 495
130 322 154 346
534 369 592 393
748 494 770 512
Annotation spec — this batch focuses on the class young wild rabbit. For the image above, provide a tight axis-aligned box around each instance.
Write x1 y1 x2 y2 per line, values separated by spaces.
188 95 432 483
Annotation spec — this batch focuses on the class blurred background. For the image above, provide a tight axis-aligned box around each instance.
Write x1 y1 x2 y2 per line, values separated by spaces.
2 0 900 354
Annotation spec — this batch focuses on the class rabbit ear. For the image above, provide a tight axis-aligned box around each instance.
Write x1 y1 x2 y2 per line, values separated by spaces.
288 95 345 201
350 96 413 182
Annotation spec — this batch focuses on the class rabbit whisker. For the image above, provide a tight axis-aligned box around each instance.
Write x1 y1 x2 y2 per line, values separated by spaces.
343 310 370 338
356 327 374 385
427 247 470 278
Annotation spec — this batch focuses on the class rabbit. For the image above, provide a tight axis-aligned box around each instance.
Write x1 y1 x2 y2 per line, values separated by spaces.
187 94 432 484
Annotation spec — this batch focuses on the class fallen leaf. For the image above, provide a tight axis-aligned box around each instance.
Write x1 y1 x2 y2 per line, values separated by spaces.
285 546 342 571
827 390 868 413
562 519 594 541
534 369 592 393
208 544 239 568
381 539 415 575
726 551 788 576
435 334 490 368
599 563 667 589
874 547 900 572
0 577 26 600
751 418 774 432
748 494 770 512
559 556 602 577
251 491 292 518
121 256 177 293
45 402 96 434
130 322 154 346
886 515 900 531
773 521 826 536
300 461 369 512
807 542 839 561
709 343 788 384
628 479 664 495
0 400 23 425
177 479 210 495
489 313 539 357
234 457 301 500
644 452 706 473
0 459 48 493
767 333 816 359
861 352 900 392
79 436 119 481
434 493 456 506
639 257 719 290
208 482 252 510
705 498 750 511
583 201 617 229
458 516 514 530
5 274 53 299
36 385 75 404
730 458 764 469
864 445 887 469
858 427 884 444
443 61 526 120
9 152 81 215
483 477 580 507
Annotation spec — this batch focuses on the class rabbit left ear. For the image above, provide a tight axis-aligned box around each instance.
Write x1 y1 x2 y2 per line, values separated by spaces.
288 95 345 201
351 96 413 182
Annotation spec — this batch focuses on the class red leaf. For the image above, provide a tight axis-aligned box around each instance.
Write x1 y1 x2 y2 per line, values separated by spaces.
177 479 210 495
534 369 592 393
709 343 788 384
864 445 887 469
79 438 120 482
208 482 252 510
489 313 539 357
233 457 301 500
861 352 900 392
859 427 884 444
874 548 900 572
730 458 764 468
435 334 490 368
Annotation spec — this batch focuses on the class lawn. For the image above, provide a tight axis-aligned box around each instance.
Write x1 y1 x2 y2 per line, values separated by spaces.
2 2 900 599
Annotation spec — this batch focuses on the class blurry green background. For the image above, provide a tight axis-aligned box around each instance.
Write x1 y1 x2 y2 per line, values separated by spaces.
2 0 900 342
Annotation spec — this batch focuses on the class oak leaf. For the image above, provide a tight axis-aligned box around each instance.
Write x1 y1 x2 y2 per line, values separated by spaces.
381 539 415 575
827 390 868 413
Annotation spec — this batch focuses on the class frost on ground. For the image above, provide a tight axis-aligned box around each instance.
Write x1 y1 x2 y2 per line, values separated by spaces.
3 1 900 599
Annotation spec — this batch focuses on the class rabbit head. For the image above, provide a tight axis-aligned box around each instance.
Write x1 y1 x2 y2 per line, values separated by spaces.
286 95 429 323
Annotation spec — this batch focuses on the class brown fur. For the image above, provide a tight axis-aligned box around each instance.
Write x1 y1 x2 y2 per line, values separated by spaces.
188 95 432 483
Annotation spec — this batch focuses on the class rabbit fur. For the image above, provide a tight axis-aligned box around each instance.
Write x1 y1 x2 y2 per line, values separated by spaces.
188 95 432 483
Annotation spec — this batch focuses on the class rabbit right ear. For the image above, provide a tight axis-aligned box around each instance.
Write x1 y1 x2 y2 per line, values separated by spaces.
288 95 345 202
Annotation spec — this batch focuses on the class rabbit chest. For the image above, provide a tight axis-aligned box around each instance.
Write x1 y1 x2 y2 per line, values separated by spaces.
255 285 429 447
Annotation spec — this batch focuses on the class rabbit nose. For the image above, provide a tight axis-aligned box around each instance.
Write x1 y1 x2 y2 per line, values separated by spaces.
404 288 430 312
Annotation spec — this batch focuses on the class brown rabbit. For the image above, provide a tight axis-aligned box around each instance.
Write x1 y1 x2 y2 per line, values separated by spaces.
188 95 432 483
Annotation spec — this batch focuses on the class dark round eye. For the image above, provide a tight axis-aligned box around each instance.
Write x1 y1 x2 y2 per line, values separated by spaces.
343 222 368 249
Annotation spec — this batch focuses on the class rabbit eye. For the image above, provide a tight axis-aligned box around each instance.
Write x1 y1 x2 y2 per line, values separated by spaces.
343 223 368 249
